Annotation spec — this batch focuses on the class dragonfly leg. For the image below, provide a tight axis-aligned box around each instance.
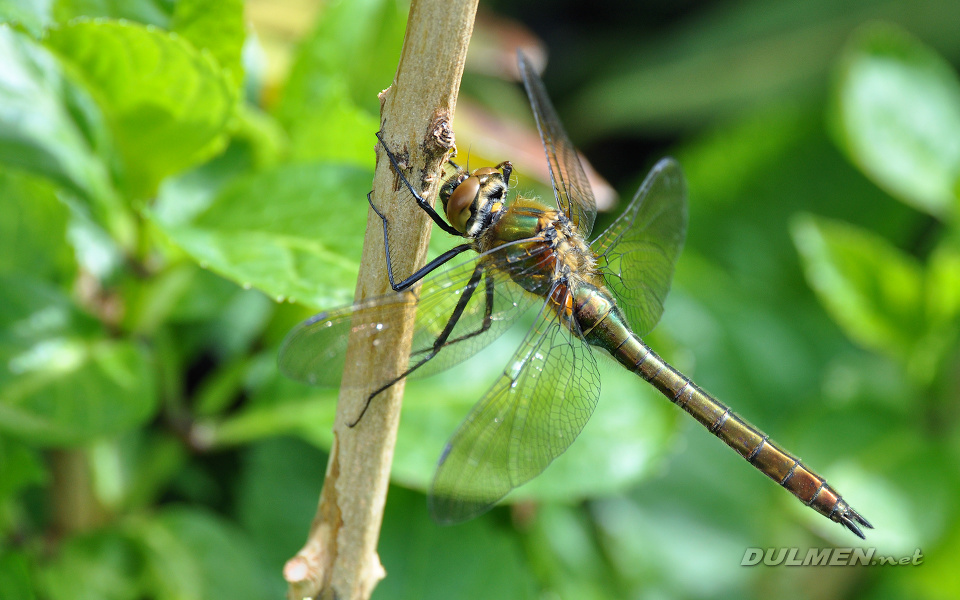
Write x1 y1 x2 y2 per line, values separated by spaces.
375 130 463 237
349 263 488 427
369 189 473 291
496 161 513 186
411 267 495 357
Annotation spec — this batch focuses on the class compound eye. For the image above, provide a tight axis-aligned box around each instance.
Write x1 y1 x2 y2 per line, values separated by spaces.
445 175 479 233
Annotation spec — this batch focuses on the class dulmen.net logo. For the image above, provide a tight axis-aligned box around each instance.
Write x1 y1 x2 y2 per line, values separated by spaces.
741 547 924 567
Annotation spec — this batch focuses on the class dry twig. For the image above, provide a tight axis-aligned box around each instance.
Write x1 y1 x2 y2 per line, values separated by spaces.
283 1 479 598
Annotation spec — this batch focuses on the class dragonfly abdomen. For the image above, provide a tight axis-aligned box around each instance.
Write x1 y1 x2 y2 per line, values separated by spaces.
595 319 871 537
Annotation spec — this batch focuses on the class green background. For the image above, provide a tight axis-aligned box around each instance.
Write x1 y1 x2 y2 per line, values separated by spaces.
1 0 958 598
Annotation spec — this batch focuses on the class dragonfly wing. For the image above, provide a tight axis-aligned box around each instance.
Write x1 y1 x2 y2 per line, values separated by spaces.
278 290 417 387
428 285 601 524
591 158 687 337
406 242 551 379
278 241 551 390
518 51 597 238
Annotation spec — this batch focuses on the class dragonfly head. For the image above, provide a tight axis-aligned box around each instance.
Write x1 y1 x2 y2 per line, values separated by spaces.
439 163 511 236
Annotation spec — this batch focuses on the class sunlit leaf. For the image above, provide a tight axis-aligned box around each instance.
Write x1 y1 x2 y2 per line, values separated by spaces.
900 497 960 600
45 20 237 200
0 26 119 220
150 162 371 309
274 0 406 166
907 242 960 381
594 494 754 597
52 0 174 28
833 23 960 217
171 0 245 87
791 214 924 362
285 84 379 167
0 0 52 36
926 243 960 328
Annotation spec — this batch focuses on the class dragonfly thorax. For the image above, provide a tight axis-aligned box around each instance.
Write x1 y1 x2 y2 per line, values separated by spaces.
550 212 597 279
439 162 513 237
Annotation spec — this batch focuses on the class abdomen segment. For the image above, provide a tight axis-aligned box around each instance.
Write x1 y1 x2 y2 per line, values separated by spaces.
612 332 872 538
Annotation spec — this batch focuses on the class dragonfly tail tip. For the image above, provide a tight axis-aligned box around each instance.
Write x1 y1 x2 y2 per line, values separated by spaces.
838 506 873 539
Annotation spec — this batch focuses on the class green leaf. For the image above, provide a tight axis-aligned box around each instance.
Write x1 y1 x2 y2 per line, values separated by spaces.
234 437 327 576
150 162 371 309
0 169 74 280
66 208 125 281
905 242 960 382
135 507 271 600
0 550 35 600
121 431 190 510
231 105 289 170
0 435 47 503
791 214 924 362
569 0 960 139
833 23 960 217
285 84 379 167
0 278 157 445
274 0 406 166
279 0 406 115
0 26 120 222
171 0 245 88
38 528 142 600
40 511 267 600
376 486 538 600
45 20 237 200
523 505 624 600
0 0 52 36
926 243 960 328
52 0 174 28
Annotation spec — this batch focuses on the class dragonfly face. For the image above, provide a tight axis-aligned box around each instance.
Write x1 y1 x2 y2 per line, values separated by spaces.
279 51 872 538
439 163 512 236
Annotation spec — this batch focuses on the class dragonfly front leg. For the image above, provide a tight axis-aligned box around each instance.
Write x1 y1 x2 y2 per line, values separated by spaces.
375 130 463 237
349 263 489 427
367 191 473 292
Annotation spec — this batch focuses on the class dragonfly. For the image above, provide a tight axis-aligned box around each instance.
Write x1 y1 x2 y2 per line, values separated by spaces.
279 51 872 538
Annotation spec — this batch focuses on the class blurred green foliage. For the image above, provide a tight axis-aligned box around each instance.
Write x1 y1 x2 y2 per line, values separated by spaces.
1 0 959 599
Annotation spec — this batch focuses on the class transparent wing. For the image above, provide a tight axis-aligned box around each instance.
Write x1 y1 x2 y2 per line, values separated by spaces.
518 51 597 238
278 241 553 389
428 285 602 524
590 158 687 337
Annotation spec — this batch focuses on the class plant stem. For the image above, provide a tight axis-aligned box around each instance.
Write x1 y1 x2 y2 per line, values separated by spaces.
49 449 104 535
283 1 478 598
